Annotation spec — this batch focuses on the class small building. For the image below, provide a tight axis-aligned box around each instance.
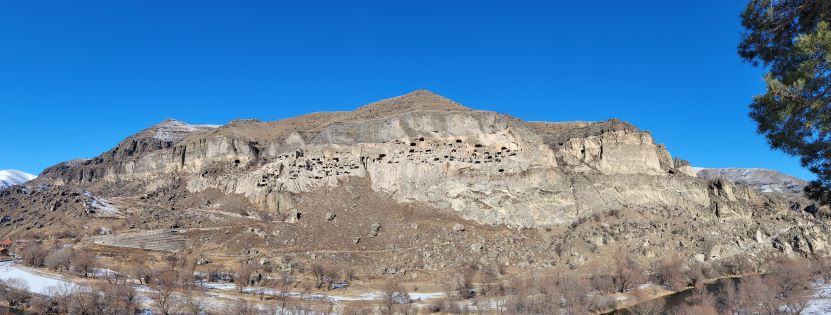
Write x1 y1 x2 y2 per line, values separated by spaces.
0 239 12 257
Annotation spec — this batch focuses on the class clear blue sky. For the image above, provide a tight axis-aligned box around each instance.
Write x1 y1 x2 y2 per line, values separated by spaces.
0 1 812 179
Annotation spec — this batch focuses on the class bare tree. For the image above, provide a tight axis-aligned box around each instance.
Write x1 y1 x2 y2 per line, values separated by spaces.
128 260 153 285
235 261 257 292
309 263 332 289
653 257 687 291
70 251 97 278
380 280 411 315
101 282 139 314
0 278 31 309
44 247 74 272
445 265 476 299
611 251 645 293
68 286 107 314
151 269 179 315
19 242 47 267
557 273 592 314
41 282 76 314
271 271 294 312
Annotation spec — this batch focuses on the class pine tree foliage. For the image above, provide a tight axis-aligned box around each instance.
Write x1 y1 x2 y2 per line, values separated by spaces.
740 0 831 204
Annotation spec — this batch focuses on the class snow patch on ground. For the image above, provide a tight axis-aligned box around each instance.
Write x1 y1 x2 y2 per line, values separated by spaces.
0 261 75 295
198 280 445 302
804 281 831 315
83 192 121 217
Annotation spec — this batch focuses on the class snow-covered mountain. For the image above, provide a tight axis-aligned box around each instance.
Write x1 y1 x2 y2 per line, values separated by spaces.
694 167 807 194
0 170 37 190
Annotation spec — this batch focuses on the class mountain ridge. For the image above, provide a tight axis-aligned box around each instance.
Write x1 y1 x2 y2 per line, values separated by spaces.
694 167 807 194
0 170 36 190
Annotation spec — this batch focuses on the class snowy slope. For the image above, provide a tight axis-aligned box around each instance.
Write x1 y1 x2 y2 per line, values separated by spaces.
0 170 36 190
694 167 806 194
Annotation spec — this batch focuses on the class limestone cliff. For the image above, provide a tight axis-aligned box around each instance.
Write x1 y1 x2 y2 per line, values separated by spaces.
37 90 775 228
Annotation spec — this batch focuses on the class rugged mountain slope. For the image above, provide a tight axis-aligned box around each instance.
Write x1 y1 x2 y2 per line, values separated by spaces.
1 90 828 275
0 170 36 190
695 167 807 194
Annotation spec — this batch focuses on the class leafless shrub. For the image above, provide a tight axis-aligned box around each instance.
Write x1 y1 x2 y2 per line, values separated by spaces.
227 298 262 315
342 303 375 315
684 282 716 309
588 294 619 313
652 257 687 291
765 256 813 314
173 291 207 315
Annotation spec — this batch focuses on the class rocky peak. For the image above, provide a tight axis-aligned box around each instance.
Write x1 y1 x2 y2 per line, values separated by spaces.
695 167 807 194
351 89 470 118
0 170 36 190
133 119 220 144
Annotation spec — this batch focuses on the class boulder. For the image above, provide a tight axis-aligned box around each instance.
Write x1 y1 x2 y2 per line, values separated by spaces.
285 209 301 224
369 223 381 237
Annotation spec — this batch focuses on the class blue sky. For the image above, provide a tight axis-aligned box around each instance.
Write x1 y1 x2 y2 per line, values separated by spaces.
0 1 812 179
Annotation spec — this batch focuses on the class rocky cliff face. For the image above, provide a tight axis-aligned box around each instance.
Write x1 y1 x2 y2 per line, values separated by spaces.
5 90 828 274
36 91 773 228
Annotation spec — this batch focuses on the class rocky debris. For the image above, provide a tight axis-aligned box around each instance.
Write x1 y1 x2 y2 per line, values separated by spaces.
369 223 381 237
453 223 466 232
96 227 113 235
353 237 361 244
196 257 212 265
